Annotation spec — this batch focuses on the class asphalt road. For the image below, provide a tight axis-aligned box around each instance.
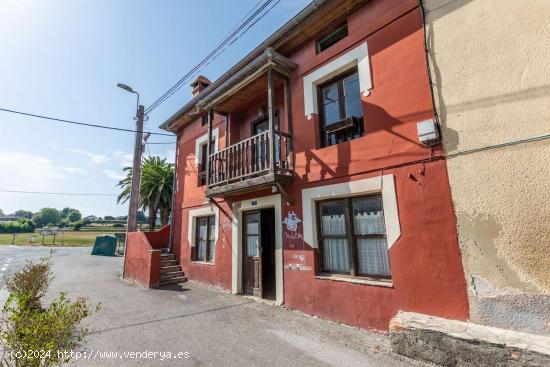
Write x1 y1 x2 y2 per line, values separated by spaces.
0 246 428 367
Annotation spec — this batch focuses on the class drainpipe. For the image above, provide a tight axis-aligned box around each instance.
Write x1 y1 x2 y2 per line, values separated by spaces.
168 133 179 252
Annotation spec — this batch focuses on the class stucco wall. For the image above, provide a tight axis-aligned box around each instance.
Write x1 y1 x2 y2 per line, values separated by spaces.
424 0 550 335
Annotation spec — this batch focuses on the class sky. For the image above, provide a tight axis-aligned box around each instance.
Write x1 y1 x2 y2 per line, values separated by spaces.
0 0 310 217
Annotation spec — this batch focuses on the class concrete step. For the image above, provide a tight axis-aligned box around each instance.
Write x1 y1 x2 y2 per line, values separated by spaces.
160 260 177 266
161 253 175 260
159 276 187 285
160 271 185 279
160 265 181 274
390 312 550 366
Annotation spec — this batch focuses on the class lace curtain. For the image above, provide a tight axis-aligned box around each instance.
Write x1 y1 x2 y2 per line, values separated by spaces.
320 197 391 276
197 219 207 261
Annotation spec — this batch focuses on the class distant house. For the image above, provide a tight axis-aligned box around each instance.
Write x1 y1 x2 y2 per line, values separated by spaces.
0 216 20 223
83 215 98 222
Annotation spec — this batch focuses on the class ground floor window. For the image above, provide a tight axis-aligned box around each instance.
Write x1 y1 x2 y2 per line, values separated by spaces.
195 215 216 262
317 194 391 278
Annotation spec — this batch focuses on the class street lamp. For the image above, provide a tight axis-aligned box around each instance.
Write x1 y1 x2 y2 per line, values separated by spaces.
117 83 140 113
118 82 145 279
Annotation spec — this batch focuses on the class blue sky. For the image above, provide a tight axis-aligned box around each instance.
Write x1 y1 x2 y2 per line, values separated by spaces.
0 0 310 217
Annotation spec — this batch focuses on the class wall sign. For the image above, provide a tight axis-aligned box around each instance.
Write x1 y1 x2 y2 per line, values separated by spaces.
282 211 301 232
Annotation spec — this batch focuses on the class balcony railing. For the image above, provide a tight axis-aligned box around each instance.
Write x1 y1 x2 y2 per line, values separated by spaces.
207 130 293 189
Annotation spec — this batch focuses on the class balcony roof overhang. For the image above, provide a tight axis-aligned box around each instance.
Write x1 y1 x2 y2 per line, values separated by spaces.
160 0 370 132
164 49 297 131
198 49 297 113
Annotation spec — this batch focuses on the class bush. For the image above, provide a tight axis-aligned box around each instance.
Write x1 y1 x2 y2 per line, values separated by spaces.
112 223 124 228
0 255 99 367
0 219 36 234
72 221 84 231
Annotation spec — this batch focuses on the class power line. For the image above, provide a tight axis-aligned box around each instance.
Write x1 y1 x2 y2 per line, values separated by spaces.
0 107 174 136
0 189 117 197
144 0 279 115
145 141 176 145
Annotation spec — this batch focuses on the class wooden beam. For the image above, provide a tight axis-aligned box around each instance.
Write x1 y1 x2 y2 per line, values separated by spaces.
284 77 294 172
267 68 276 172
206 109 213 188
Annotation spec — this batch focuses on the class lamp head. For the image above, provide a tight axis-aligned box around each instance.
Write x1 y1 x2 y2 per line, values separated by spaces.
117 83 134 93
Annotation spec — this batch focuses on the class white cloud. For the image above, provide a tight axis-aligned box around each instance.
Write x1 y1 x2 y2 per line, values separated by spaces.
114 150 133 167
103 169 125 180
66 148 109 165
0 151 87 191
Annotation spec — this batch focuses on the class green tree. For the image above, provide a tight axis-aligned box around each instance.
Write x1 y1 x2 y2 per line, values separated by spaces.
60 207 80 219
14 210 33 219
117 156 174 231
0 209 4 216
136 210 146 223
32 208 61 227
104 215 115 221
67 210 82 223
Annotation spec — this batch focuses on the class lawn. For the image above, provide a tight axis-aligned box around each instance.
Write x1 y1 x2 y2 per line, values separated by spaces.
0 229 124 247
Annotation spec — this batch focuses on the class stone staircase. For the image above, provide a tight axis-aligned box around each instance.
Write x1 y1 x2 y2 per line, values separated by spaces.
159 252 187 286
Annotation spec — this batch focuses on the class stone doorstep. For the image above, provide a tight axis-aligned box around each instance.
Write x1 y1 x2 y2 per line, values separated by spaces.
389 311 550 367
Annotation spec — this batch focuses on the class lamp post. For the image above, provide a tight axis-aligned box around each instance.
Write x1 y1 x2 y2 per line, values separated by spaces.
118 83 144 278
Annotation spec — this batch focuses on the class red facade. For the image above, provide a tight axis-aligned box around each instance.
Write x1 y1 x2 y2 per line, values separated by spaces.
164 0 469 331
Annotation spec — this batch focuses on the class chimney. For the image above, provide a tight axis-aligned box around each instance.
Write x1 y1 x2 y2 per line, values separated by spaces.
191 76 211 97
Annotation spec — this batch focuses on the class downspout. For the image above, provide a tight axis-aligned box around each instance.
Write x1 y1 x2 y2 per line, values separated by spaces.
168 133 179 252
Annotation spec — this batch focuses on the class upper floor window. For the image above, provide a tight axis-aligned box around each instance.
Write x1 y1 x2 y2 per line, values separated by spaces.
198 140 215 186
317 194 391 278
318 70 364 147
316 23 348 53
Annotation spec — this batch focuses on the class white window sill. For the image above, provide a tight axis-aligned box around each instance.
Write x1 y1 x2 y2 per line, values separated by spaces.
315 273 393 288
192 260 215 266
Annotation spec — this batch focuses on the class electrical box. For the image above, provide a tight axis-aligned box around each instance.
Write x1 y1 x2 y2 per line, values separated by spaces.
417 119 440 145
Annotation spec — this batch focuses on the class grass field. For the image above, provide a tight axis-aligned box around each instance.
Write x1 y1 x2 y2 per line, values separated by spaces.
0 224 145 246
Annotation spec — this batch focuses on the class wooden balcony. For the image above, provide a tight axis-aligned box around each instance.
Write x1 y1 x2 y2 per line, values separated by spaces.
206 130 294 197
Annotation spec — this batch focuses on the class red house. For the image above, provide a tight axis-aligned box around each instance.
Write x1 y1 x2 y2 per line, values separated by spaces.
127 0 469 331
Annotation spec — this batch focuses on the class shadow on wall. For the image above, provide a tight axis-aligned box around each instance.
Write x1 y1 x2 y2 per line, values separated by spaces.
302 102 429 181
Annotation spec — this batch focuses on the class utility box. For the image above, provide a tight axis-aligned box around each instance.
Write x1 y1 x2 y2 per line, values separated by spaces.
91 235 117 256
417 119 440 145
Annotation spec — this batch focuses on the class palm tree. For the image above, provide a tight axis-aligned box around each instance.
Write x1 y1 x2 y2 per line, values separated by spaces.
117 156 174 231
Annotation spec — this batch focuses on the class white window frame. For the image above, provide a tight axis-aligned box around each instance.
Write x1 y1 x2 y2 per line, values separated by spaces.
303 42 372 120
194 127 219 165
188 206 219 255
302 174 400 250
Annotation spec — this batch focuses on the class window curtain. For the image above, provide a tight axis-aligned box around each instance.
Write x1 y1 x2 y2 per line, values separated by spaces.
353 197 390 276
320 205 349 273
197 219 207 261
207 219 216 261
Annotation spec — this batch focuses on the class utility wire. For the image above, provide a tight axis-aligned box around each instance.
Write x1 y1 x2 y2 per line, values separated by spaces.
0 189 117 197
0 107 174 136
144 0 279 115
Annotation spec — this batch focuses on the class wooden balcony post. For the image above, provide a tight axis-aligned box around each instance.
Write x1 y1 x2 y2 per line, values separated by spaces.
206 109 213 187
284 77 294 172
267 68 275 172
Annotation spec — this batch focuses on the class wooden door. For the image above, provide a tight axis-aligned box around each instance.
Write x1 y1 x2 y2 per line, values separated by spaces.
243 211 262 297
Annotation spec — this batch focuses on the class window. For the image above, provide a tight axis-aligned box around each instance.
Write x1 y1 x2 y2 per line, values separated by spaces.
318 70 364 147
198 140 215 186
316 23 348 53
317 194 391 278
194 215 216 262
